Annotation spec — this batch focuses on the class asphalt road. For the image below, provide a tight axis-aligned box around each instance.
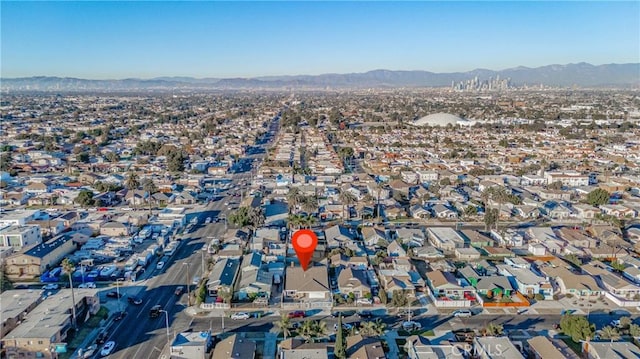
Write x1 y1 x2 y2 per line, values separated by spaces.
102 116 277 359
186 311 640 337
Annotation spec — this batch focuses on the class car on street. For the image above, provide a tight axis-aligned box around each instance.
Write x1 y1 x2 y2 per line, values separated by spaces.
127 296 143 305
357 311 373 319
192 276 200 285
96 330 108 345
205 217 212 224
81 344 97 359
157 261 165 269
149 305 162 318
611 319 621 327
175 286 184 296
331 310 356 318
288 311 305 319
231 312 250 320
453 310 473 318
78 282 96 289
106 291 122 299
100 341 116 356
402 321 422 331
114 311 127 321
42 284 59 290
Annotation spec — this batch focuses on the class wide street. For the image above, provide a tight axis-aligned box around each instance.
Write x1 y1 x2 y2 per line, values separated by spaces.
101 116 278 359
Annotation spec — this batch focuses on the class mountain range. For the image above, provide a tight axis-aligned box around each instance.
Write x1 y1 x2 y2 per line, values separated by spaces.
2 63 638 91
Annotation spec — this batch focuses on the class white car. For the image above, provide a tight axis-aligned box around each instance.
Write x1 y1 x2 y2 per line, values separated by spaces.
78 283 96 289
402 321 422 331
100 341 115 356
231 312 250 320
81 344 97 358
205 217 212 224
42 284 59 290
356 298 372 305
611 319 621 327
157 261 165 270
453 310 472 318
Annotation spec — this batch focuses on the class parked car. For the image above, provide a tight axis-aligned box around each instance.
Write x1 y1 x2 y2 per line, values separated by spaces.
100 341 116 356
106 291 122 299
78 282 96 289
205 217 212 224
157 261 165 269
288 311 305 319
402 321 422 331
453 310 473 318
231 312 250 320
42 284 59 290
127 296 143 305
332 310 356 318
356 298 372 305
175 286 184 296
192 276 200 285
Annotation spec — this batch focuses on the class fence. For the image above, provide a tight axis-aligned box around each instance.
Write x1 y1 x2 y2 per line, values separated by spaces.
200 302 230 310
605 292 640 307
429 292 472 308
480 292 530 307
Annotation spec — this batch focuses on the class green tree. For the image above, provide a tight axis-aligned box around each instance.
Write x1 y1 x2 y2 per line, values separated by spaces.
560 314 595 343
218 287 233 304
141 178 158 215
549 181 563 190
464 205 478 218
610 260 626 272
125 171 140 190
358 319 386 337
0 151 13 172
0 262 14 293
564 254 582 267
105 152 120 162
498 138 509 147
286 187 304 213
629 323 640 337
335 315 346 359
619 316 632 330
587 188 610 207
484 208 498 231
167 150 187 172
598 325 621 342
339 191 357 222
77 152 90 163
483 323 504 336
75 190 95 207
275 314 292 339
391 290 408 307
378 287 388 305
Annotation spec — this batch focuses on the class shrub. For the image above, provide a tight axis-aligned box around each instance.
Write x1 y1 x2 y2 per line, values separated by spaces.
534 293 545 301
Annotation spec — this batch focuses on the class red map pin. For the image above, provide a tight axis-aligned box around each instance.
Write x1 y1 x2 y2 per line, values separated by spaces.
292 229 318 271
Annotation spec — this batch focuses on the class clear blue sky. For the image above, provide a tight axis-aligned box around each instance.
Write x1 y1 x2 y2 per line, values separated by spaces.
2 1 638 79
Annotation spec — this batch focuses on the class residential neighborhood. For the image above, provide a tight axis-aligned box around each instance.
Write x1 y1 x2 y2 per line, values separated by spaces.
1 89 640 359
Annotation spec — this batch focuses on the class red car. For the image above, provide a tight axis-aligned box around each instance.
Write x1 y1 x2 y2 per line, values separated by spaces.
288 311 305 319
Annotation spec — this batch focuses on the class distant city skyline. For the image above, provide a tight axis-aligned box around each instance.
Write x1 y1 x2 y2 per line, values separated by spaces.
1 1 638 79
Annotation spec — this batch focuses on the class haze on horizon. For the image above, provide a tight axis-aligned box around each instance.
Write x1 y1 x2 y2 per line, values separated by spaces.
1 1 638 80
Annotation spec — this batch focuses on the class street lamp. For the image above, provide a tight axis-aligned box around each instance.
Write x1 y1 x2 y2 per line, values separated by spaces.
183 263 191 306
159 310 170 341
115 278 125 313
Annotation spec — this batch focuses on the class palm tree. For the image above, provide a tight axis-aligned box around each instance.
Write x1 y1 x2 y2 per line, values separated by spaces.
287 187 304 214
275 314 292 339
141 178 158 215
482 322 504 336
61 258 77 329
339 191 356 223
218 287 233 305
125 171 140 191
300 195 318 215
298 320 317 343
599 325 621 342
359 319 386 336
